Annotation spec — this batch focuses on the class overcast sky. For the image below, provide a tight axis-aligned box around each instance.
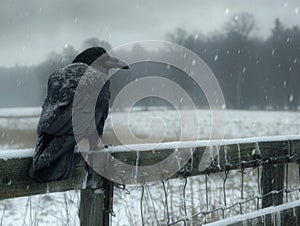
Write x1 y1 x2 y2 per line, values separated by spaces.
0 0 299 67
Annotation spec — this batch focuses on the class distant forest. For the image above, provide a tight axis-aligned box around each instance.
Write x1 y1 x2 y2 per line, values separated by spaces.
0 13 299 110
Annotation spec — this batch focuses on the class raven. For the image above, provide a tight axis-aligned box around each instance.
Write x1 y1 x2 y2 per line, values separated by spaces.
29 47 129 182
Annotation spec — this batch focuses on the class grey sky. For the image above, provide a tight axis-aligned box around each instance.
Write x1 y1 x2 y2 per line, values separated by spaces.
0 0 299 67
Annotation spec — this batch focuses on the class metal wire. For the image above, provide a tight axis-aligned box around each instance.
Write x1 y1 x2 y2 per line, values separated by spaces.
162 180 170 225
257 166 261 210
115 152 300 225
145 184 160 225
240 167 245 214
285 162 289 203
223 168 229 208
115 184 130 195
205 173 208 224
140 184 145 226
182 177 188 226
167 186 300 225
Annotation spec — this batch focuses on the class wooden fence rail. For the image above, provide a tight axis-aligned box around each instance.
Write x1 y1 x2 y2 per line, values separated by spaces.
1 136 300 225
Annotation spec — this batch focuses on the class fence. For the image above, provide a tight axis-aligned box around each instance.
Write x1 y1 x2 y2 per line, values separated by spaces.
1 135 300 225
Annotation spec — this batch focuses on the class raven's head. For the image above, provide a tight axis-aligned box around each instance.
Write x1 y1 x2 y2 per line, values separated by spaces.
72 47 129 73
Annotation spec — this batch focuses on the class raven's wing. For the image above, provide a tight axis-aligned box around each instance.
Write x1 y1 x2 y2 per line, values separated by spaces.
30 63 109 182
38 64 86 135
38 63 107 136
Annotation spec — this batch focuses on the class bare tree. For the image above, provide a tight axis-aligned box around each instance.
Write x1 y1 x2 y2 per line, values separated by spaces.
82 37 112 50
225 12 256 40
225 13 257 108
166 28 189 46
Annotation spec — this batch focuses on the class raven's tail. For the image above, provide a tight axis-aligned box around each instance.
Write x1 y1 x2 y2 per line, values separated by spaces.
29 133 77 183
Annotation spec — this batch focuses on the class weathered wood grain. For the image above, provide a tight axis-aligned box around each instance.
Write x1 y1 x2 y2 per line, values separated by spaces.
0 153 91 200
0 139 299 199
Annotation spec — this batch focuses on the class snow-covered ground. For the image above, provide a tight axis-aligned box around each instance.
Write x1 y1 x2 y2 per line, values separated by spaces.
0 107 300 225
1 107 300 149
0 107 41 118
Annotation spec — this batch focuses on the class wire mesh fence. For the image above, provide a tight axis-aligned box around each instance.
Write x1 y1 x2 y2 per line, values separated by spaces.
113 160 300 225
1 137 300 225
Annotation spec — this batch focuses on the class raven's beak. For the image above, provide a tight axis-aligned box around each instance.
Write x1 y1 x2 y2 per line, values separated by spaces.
106 56 129 69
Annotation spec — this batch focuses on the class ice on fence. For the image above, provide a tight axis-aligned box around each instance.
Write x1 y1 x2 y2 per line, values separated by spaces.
0 148 34 161
0 107 41 117
204 199 300 226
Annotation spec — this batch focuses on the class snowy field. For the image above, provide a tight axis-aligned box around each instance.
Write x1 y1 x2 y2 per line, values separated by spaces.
1 107 300 149
1 107 300 225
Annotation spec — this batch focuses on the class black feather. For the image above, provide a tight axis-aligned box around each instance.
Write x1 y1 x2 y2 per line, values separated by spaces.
29 48 111 183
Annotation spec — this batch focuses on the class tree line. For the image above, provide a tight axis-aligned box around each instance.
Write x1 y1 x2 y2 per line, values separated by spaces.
171 13 300 110
0 13 299 110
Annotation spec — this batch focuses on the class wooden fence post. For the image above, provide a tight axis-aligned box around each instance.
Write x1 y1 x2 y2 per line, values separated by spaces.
80 188 105 226
261 163 284 208
79 166 114 226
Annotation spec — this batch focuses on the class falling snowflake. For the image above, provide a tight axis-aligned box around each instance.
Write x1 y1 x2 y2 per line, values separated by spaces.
272 49 276 56
225 8 229 15
283 80 287 87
